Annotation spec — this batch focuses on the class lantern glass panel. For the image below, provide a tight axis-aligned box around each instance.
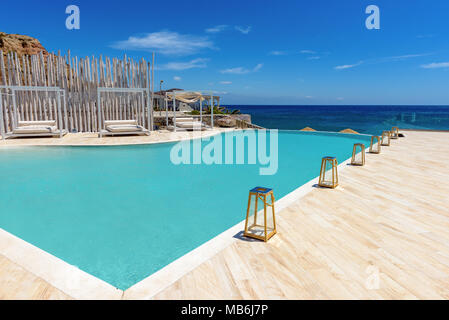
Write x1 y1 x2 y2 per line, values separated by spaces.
370 136 381 153
352 143 365 166
319 157 338 188
381 131 390 146
323 161 334 183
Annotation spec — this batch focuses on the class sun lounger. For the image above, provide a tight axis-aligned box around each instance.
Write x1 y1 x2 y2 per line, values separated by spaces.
6 120 67 139
176 121 206 130
168 117 208 131
168 121 208 131
176 118 195 123
99 119 150 137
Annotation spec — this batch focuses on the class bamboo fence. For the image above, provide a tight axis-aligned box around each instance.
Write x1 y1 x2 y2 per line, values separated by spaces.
0 50 153 133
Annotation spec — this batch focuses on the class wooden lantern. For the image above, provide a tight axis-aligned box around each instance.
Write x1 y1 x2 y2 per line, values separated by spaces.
318 156 338 188
244 187 277 242
351 143 365 166
369 136 381 154
391 126 399 139
381 131 391 146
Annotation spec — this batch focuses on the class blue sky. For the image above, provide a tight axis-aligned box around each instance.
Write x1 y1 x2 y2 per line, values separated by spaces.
1 0 448 105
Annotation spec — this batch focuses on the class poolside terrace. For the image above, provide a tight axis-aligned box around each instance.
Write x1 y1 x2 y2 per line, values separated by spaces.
0 128 230 147
1 130 449 299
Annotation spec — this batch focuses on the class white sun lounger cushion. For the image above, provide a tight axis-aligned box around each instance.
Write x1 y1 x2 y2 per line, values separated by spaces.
104 120 137 126
176 122 204 129
13 126 57 134
18 120 57 127
106 124 144 132
176 118 195 123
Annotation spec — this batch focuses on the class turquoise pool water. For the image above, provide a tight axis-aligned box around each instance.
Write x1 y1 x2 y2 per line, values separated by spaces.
0 131 372 290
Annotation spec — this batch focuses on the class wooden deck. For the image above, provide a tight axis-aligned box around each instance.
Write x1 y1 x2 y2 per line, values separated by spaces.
1 130 449 299
0 255 71 300
151 130 449 299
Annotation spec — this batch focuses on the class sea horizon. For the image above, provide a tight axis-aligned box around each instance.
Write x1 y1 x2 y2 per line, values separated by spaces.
227 104 449 134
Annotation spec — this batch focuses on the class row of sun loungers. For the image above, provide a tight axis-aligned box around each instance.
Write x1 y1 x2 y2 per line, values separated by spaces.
3 119 147 139
2 117 210 139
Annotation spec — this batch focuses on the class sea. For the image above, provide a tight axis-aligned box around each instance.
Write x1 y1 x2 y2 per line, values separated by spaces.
230 105 449 135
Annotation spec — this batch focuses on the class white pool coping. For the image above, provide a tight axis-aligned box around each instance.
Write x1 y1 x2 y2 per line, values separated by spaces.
0 131 364 299
0 128 232 148
0 228 123 299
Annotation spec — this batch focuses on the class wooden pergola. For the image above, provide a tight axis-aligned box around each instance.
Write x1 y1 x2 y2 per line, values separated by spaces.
159 90 220 131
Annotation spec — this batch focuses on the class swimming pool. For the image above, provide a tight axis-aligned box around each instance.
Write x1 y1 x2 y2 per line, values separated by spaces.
0 130 372 290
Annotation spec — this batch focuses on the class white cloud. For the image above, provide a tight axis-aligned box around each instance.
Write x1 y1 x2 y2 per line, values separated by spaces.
205 25 228 33
271 50 324 58
335 64 359 70
173 76 182 81
220 81 232 85
334 53 431 70
305 96 313 99
334 61 363 70
158 58 209 71
207 25 255 35
220 67 248 74
420 62 449 69
382 53 430 62
220 63 263 74
336 97 344 101
253 63 263 72
269 51 287 56
112 31 214 55
235 26 252 34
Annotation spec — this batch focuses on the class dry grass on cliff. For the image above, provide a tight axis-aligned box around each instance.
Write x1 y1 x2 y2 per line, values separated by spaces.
0 32 48 57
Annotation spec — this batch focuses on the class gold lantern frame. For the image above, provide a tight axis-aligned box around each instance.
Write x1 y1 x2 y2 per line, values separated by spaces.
391 126 399 139
351 143 365 166
318 156 339 189
369 136 381 154
381 130 391 146
244 187 277 242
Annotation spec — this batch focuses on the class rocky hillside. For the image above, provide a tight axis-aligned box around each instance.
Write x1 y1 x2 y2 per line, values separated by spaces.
0 32 48 56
